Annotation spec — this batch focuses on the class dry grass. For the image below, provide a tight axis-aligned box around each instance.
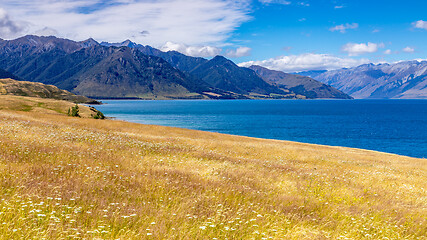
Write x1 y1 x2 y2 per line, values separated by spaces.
0 96 426 239
0 95 97 118
0 78 98 104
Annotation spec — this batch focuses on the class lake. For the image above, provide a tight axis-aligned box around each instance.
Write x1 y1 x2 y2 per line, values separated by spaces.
95 99 427 158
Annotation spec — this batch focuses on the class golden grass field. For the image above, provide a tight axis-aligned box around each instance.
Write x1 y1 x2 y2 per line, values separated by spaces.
0 95 426 239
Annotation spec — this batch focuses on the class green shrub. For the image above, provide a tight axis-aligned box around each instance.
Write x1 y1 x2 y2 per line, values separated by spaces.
68 104 80 117
90 107 105 119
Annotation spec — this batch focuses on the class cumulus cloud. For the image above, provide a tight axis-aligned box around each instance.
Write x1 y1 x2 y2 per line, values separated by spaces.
0 8 28 38
0 0 251 47
383 49 392 55
258 0 291 5
402 46 415 53
412 20 427 30
225 47 251 58
238 53 370 72
161 42 251 58
341 42 384 56
161 42 222 58
329 23 359 33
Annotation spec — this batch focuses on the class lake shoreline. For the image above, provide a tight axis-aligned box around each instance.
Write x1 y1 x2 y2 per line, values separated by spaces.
96 99 427 158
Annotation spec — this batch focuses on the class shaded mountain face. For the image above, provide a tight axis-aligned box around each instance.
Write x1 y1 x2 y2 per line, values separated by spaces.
0 68 20 80
0 36 209 99
305 61 427 99
70 47 209 99
190 56 287 97
249 65 352 99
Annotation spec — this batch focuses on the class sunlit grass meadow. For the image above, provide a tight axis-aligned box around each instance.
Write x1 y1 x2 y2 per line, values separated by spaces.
0 96 426 239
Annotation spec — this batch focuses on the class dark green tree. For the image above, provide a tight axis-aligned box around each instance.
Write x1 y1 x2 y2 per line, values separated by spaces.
68 104 80 117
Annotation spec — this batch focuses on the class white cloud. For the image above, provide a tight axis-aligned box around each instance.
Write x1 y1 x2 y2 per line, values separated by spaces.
161 42 251 58
412 20 427 30
225 47 252 58
383 49 392 55
0 0 252 47
0 8 28 38
402 46 415 53
238 53 370 72
161 42 222 58
259 0 291 5
329 23 359 33
341 42 384 56
334 5 344 9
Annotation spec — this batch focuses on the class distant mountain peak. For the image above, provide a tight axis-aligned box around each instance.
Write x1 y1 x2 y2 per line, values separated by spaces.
210 55 236 66
80 38 99 48
212 55 228 61
99 39 139 48
121 39 137 47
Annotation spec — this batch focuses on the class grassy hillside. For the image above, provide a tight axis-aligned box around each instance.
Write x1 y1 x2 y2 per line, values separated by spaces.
0 95 101 118
0 78 99 104
0 96 425 239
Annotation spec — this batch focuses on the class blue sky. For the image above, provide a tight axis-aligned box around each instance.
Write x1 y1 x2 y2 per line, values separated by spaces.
235 0 427 70
0 0 426 72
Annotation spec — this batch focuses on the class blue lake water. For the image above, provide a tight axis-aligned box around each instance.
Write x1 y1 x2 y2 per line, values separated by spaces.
95 99 427 158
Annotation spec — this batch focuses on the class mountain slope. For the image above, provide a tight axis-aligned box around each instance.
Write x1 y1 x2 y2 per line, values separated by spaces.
0 68 21 80
190 56 290 97
71 46 208 99
305 61 427 99
250 65 352 99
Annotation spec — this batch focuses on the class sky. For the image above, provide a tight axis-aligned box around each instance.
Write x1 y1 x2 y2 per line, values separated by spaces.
0 0 426 72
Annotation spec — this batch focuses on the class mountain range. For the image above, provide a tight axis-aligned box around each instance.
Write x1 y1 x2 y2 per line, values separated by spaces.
299 61 427 99
0 35 350 100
